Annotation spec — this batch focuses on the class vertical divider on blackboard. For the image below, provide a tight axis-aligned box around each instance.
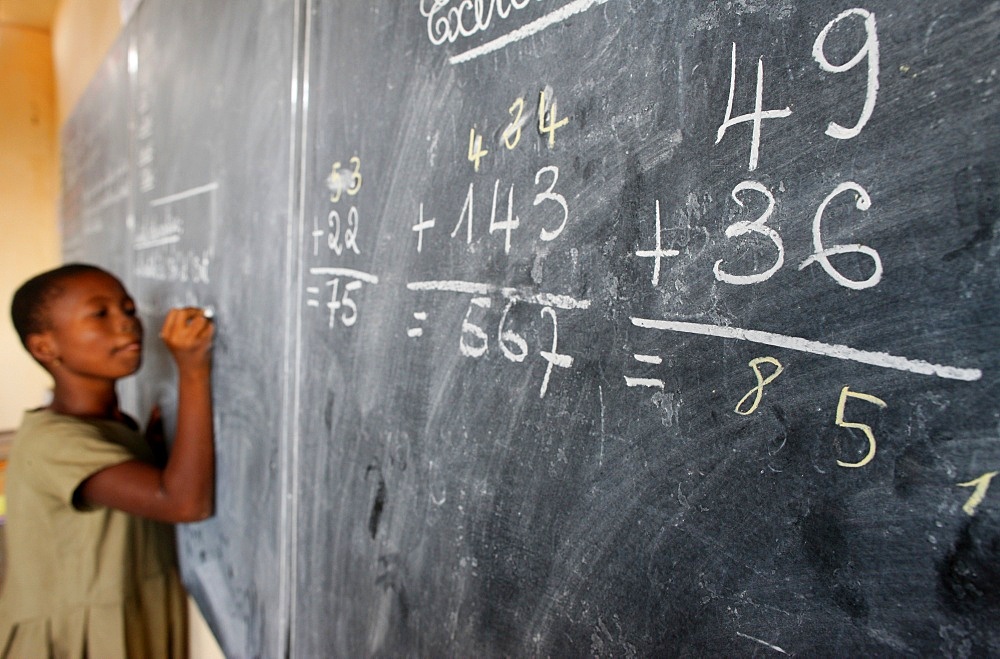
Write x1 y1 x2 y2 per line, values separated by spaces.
280 0 310 655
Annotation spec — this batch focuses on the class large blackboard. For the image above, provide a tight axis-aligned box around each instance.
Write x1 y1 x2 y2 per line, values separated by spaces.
60 0 999 655
61 1 297 655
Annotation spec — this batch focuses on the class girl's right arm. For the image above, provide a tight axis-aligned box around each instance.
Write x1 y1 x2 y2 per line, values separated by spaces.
77 307 215 523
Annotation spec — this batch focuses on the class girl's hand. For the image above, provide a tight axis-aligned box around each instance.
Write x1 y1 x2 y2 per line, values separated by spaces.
160 307 214 375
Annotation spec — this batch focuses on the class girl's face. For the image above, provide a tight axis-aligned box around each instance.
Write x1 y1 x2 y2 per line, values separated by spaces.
42 271 144 381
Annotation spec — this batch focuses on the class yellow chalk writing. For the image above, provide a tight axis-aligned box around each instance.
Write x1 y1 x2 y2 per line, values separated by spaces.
734 356 783 415
347 156 362 196
503 97 525 150
538 89 568 147
835 385 887 468
468 127 488 172
957 471 998 516
327 156 362 203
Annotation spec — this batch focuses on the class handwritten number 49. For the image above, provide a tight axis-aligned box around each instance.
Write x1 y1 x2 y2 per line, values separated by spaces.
717 8 879 171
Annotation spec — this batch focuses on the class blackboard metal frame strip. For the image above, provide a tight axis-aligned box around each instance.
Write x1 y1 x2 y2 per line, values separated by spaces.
278 0 310 656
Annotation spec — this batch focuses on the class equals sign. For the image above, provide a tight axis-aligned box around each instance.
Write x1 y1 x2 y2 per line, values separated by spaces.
408 312 428 338
624 353 664 389
306 287 320 307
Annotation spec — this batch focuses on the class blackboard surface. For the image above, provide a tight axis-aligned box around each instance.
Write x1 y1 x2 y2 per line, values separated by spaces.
60 0 999 656
61 33 133 292
129 1 298 655
61 1 297 656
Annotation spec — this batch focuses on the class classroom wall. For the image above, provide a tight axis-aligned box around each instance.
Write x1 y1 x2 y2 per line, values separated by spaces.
51 0 122 127
0 23 59 431
0 0 128 433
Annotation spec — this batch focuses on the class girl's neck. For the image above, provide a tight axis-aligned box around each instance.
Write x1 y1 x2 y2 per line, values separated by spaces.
49 380 122 421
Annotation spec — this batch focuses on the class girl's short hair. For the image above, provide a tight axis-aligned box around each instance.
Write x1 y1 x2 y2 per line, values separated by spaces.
10 263 113 348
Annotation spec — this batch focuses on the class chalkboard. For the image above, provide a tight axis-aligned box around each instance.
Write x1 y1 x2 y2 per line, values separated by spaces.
61 1 297 656
59 0 999 655
60 32 133 293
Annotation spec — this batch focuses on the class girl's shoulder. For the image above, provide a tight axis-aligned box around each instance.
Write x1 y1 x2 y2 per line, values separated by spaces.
18 408 139 439
12 408 147 466
9 409 151 505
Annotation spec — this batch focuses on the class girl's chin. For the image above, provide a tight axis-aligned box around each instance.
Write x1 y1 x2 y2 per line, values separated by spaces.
116 354 143 376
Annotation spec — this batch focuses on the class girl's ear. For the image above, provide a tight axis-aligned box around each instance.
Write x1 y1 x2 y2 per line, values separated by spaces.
26 332 59 368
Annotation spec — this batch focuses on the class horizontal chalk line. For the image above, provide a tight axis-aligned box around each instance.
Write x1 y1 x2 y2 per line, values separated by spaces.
149 182 219 207
133 234 181 250
631 317 982 382
624 376 665 389
310 267 379 284
407 280 589 310
449 0 613 65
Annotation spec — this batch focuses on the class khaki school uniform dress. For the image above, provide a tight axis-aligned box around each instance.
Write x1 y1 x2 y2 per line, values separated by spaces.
0 409 187 658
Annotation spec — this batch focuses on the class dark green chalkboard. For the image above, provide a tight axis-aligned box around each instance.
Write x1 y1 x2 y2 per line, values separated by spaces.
60 0 999 655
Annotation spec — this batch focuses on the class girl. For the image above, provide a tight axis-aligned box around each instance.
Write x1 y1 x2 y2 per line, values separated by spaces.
1 263 214 658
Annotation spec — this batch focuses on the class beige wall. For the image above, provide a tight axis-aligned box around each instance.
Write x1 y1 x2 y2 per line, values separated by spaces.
1 1 225 655
51 0 121 126
0 24 60 430
0 0 123 432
